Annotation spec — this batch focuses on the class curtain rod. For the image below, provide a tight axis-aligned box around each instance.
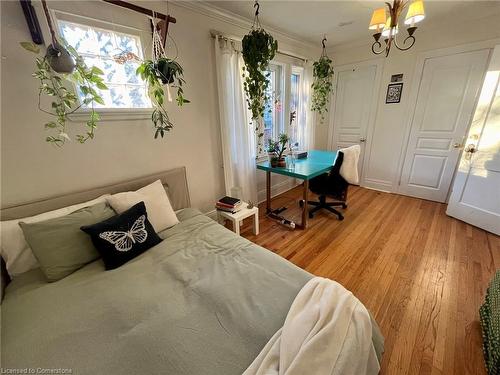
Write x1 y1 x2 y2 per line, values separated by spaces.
210 30 308 63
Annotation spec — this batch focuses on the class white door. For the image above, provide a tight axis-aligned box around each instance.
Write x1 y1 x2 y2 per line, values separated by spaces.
399 49 490 202
447 46 500 235
330 64 377 180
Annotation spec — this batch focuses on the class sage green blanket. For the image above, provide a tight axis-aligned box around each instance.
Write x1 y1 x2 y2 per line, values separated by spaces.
2 209 383 374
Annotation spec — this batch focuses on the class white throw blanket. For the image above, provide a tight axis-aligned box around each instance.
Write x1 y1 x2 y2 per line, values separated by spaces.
243 277 380 375
339 145 360 185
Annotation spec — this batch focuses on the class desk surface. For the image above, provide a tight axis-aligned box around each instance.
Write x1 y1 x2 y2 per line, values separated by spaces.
257 149 338 180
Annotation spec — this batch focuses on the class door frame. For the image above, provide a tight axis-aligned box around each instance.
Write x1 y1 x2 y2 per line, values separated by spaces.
394 38 500 199
327 58 384 186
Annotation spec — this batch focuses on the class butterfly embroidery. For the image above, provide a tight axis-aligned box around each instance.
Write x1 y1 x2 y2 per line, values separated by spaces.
99 215 148 252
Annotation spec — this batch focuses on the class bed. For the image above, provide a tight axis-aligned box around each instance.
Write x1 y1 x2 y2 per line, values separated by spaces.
1 167 384 374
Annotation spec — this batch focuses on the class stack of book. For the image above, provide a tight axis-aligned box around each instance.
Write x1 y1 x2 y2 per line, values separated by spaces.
216 196 242 214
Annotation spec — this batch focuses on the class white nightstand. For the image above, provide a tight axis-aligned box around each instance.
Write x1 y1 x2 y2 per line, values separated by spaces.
216 202 259 236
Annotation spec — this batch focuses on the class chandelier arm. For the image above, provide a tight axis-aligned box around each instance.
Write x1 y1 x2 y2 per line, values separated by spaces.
393 33 416 51
371 40 386 55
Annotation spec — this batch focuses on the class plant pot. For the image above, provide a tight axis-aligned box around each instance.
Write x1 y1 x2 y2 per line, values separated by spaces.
46 42 75 74
155 59 176 85
277 158 286 168
270 158 279 168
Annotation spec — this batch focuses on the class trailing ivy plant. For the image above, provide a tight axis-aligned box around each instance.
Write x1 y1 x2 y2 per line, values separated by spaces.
136 58 189 139
241 2 278 154
21 41 107 146
311 52 334 123
242 29 278 120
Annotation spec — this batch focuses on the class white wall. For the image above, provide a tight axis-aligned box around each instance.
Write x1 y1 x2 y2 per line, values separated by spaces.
0 1 319 212
321 8 500 193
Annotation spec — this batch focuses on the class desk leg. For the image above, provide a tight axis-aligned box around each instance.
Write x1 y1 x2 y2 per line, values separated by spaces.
266 171 271 213
301 179 309 229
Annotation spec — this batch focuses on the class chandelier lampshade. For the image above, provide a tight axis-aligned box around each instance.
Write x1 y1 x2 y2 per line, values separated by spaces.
369 8 387 30
405 0 425 25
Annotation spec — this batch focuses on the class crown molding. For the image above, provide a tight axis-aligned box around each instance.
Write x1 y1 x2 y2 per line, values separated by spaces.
171 1 318 53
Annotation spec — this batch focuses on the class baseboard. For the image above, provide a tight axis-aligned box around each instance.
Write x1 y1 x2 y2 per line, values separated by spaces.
362 178 393 193
257 179 302 204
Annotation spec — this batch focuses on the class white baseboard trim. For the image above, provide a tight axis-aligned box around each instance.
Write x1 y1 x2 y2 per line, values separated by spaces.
257 179 302 204
362 178 393 193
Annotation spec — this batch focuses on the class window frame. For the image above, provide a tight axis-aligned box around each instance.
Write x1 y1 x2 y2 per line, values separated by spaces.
290 66 304 148
258 62 287 159
257 61 306 159
50 9 154 121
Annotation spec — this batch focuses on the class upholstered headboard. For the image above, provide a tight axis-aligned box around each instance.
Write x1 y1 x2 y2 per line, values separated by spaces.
0 167 190 296
0 167 190 220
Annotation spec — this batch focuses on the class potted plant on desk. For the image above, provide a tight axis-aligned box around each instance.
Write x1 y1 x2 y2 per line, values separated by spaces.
267 133 289 168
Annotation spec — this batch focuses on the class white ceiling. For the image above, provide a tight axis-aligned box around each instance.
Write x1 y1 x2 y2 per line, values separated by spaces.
205 1 500 47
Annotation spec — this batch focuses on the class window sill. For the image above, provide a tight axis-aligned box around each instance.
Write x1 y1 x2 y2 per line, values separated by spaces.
69 108 153 122
256 155 269 163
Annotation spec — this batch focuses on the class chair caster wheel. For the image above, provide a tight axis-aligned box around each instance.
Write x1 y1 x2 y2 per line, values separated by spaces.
299 200 304 208
309 212 314 219
338 215 344 221
342 203 347 209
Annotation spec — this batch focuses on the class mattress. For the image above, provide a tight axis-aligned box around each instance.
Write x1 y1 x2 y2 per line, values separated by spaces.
1 208 383 374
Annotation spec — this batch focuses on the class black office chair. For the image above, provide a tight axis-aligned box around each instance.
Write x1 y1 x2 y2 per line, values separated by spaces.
299 151 348 221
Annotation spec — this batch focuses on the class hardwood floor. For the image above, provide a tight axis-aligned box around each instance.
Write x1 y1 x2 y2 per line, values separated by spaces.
238 185 500 375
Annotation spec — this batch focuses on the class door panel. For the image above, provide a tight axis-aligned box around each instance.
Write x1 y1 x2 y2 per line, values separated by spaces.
399 49 490 202
331 65 377 181
447 46 500 235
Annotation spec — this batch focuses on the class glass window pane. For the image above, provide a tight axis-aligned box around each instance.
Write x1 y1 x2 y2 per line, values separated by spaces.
263 70 275 147
290 71 302 147
57 19 151 109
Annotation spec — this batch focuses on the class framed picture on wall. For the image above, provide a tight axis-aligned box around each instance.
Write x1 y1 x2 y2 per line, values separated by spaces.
386 83 403 104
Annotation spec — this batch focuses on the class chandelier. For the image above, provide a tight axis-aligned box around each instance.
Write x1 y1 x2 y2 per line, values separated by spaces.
369 0 425 57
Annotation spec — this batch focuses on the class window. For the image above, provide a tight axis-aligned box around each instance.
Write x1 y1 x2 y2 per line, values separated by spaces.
263 64 284 147
259 63 305 156
57 19 151 109
290 67 303 148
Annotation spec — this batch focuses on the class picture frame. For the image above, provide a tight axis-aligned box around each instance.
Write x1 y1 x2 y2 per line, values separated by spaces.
386 83 403 104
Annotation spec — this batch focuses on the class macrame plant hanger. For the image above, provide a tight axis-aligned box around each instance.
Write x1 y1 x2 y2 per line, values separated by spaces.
102 0 176 48
151 12 172 102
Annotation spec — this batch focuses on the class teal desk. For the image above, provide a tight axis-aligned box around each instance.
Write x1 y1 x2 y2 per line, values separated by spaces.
257 150 338 229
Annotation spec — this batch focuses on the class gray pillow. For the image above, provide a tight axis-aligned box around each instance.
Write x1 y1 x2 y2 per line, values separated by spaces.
19 202 116 282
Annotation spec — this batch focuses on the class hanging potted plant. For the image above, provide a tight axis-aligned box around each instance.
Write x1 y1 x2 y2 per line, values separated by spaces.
242 1 278 153
20 0 107 146
311 37 334 124
267 133 289 168
136 58 189 138
134 19 189 139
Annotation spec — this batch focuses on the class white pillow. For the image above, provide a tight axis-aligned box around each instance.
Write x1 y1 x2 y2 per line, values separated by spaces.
106 180 178 232
1 194 110 278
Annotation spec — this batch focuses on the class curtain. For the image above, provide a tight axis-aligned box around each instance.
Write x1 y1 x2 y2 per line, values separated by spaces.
297 62 316 151
214 36 258 204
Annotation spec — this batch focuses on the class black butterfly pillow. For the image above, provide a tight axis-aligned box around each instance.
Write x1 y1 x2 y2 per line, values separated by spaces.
81 201 162 270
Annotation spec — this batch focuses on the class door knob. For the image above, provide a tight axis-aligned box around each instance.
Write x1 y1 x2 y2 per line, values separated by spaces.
359 138 366 143
464 144 477 154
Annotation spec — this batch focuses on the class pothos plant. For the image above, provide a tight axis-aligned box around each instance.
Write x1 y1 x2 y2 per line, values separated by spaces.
311 52 334 123
241 2 278 153
136 58 190 138
21 41 107 146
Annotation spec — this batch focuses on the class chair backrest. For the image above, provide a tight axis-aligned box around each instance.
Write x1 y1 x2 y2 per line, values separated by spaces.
326 151 349 200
